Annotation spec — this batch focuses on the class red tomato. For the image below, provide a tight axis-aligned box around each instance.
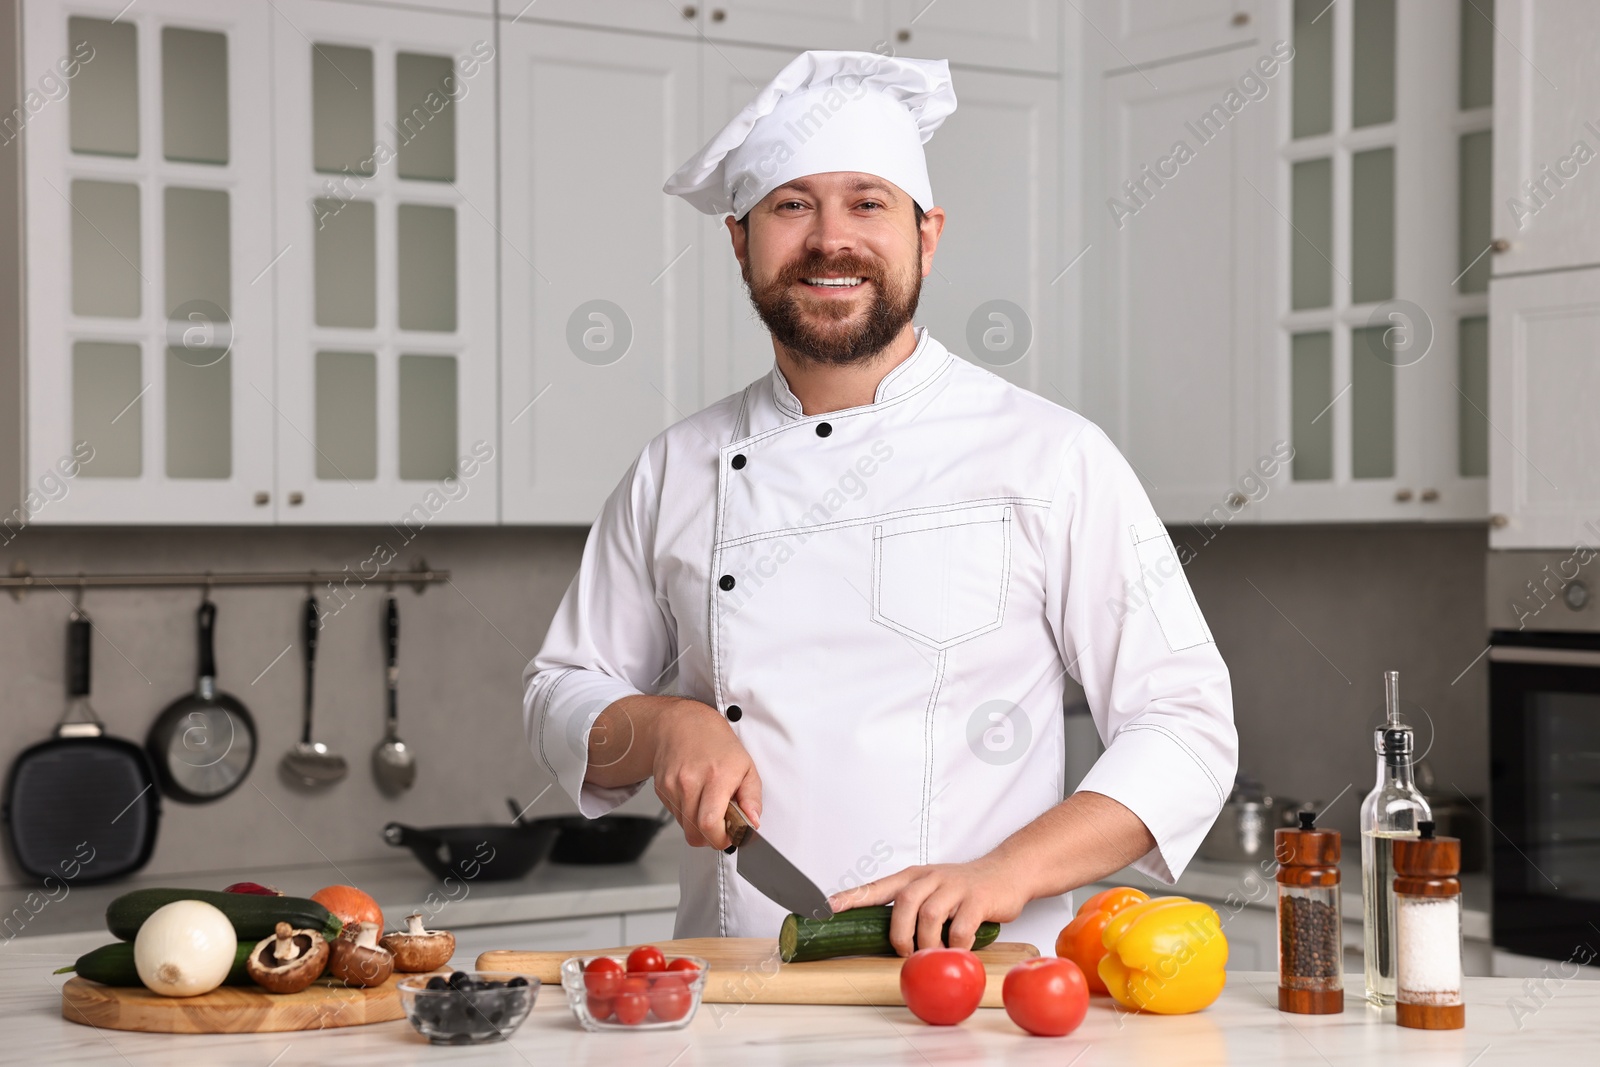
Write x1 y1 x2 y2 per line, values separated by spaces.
666 957 701 975
649 974 694 1022
627 945 666 973
1002 957 1089 1037
613 990 651 1025
620 974 651 995
586 994 614 1021
584 957 625 998
898 948 986 1026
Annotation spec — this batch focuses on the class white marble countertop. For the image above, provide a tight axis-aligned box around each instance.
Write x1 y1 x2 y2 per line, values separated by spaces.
6 929 1592 1065
2 833 684 940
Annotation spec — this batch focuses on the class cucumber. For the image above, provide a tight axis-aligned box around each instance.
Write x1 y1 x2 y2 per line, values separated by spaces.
106 889 342 943
56 940 256 987
779 905 1001 963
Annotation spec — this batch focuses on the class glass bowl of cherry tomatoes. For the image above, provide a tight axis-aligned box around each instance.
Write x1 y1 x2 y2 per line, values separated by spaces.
559 945 708 1032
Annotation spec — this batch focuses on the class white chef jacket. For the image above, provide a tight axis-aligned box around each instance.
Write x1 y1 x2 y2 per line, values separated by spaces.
524 326 1237 952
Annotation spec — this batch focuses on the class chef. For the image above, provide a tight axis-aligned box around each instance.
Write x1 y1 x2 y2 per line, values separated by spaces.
524 50 1237 955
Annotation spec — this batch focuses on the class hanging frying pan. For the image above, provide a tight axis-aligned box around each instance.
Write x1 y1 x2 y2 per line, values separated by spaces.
145 599 258 803
3 610 161 884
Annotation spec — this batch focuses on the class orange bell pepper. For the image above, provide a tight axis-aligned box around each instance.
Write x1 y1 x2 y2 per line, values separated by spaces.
1055 886 1150 994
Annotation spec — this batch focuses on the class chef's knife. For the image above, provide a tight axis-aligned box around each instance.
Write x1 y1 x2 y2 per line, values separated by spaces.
724 801 833 920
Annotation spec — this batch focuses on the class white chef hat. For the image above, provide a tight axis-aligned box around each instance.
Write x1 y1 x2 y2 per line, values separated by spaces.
663 50 956 220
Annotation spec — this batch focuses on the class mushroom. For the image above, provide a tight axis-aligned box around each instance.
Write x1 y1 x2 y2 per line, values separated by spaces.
380 913 456 973
327 921 394 988
246 922 330 994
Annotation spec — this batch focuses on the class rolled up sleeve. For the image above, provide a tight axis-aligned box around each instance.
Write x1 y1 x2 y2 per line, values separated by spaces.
1045 424 1238 883
524 442 676 818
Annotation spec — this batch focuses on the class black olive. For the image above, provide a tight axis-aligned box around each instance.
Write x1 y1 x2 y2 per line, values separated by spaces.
448 971 476 990
507 976 529 988
426 976 449 991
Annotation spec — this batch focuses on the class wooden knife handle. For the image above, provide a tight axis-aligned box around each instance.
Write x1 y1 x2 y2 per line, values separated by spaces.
723 801 752 853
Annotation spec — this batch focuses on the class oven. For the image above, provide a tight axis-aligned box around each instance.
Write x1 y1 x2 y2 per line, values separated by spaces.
1488 625 1600 961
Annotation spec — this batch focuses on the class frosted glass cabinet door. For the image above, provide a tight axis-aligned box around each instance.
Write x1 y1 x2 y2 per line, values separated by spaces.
23 0 275 524
271 0 497 523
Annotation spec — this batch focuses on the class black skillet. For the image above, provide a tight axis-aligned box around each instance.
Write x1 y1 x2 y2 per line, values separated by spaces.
3 611 161 884
146 599 258 803
383 819 560 881
509 797 670 865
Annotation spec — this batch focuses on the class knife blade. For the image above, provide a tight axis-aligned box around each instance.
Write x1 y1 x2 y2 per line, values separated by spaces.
724 801 833 920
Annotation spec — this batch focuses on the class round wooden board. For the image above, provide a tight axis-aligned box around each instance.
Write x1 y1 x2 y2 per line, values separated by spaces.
61 974 411 1034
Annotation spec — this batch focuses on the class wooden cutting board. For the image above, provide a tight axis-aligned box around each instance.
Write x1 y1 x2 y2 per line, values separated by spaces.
60 973 412 1034
478 937 1038 1008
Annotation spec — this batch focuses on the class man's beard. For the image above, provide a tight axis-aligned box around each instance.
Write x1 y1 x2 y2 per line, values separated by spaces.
742 249 921 367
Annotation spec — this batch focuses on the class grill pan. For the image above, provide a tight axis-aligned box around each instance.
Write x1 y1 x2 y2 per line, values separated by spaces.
3 612 160 884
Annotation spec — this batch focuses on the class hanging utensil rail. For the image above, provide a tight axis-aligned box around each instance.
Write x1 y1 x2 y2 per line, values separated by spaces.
2 561 448 601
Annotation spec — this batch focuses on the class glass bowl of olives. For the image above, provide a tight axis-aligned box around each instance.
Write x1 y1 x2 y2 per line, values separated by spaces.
398 970 539 1044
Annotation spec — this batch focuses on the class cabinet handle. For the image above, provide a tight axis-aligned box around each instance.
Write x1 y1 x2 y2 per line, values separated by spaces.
253 491 270 506
711 7 725 21
1489 513 1509 528
1490 238 1510 254
1226 492 1247 509
1232 11 1251 26
897 28 911 42
288 491 305 506
1394 488 1414 502
681 4 696 18
1419 488 1439 502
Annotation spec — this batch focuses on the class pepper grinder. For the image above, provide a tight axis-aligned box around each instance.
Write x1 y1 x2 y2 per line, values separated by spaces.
1276 810 1344 1014
1393 821 1465 1030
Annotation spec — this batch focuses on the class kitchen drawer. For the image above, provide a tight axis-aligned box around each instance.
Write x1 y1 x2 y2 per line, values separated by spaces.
451 914 625 969
622 909 679 944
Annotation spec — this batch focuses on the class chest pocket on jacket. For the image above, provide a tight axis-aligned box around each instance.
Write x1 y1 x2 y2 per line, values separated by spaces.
871 504 1013 650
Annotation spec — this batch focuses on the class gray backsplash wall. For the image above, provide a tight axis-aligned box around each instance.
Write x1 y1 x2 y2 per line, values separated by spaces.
0 521 1488 888
1176 521 1491 840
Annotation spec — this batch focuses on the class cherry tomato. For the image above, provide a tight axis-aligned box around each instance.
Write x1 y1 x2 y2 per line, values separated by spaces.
620 974 651 995
627 945 666 973
1002 957 1089 1037
586 994 614 1021
613 989 651 1025
649 973 694 1022
898 947 986 1026
583 957 625 998
666 957 701 975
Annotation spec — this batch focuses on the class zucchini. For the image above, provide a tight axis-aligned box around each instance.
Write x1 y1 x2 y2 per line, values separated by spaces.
779 905 1001 963
55 940 256 987
106 888 342 943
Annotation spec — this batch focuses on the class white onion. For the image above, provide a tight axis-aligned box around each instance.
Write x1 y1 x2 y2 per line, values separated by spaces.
133 900 238 997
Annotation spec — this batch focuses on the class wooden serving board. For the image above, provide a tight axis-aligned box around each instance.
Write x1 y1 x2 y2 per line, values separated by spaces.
478 937 1038 1008
61 973 413 1034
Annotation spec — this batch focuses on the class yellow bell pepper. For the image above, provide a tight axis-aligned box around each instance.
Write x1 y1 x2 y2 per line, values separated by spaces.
1096 896 1228 1015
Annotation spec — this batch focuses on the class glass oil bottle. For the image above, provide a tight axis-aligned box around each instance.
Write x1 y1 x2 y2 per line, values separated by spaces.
1360 670 1432 1007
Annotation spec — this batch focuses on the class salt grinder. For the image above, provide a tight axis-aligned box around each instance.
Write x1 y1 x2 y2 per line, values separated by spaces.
1393 821 1465 1029
1276 810 1344 1014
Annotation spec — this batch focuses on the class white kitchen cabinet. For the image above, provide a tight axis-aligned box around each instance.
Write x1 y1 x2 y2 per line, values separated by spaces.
1251 0 1488 523
886 0 1060 75
700 44 1065 408
22 0 277 523
1491 0 1600 277
270 0 498 524
1086 43 1266 522
702 0 889 52
1487 266 1600 549
498 22 702 524
522 0 888 50
1086 0 1261 70
622 908 680 943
